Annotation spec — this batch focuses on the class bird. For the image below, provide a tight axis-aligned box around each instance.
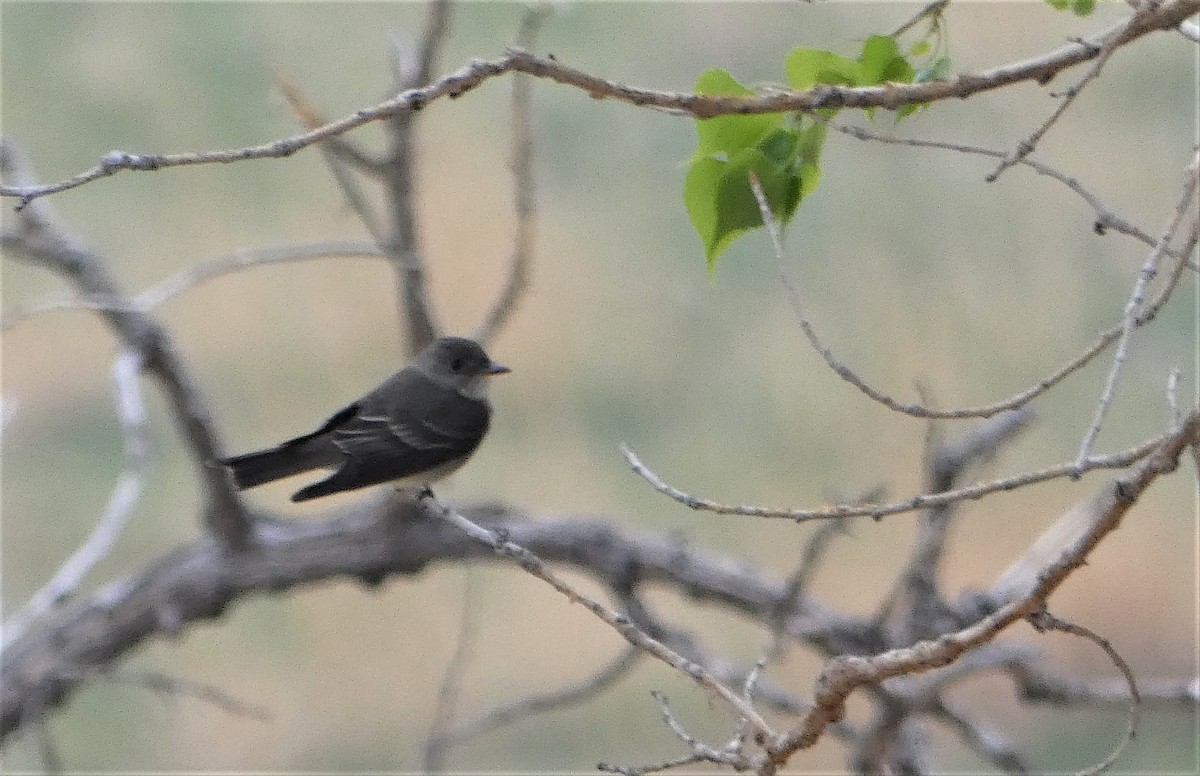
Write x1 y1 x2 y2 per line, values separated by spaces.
219 336 509 502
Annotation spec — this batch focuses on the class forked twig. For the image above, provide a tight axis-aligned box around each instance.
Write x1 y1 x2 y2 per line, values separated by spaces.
417 494 775 740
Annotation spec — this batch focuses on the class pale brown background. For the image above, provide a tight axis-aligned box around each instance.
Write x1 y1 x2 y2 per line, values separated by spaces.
1 2 1195 772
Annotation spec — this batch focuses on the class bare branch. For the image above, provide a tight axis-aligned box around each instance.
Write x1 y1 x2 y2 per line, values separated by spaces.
1074 153 1199 468
750 126 1199 423
417 494 776 740
935 699 1030 775
771 521 850 632
431 646 641 749
382 1 456 355
142 239 386 308
891 0 948 37
986 5 1142 182
620 432 1162 523
0 139 251 546
1026 608 1139 776
4 0 1196 206
410 0 454 90
0 396 17 436
598 752 705 775
1166 367 1182 426
108 668 272 722
761 412 1198 771
829 120 1198 272
35 721 62 775
423 570 481 774
645 690 754 770
2 497 858 740
880 409 1034 641
475 4 551 346
2 351 149 648
2 239 385 331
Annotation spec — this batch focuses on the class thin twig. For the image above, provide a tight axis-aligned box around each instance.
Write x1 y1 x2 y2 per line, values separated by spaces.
408 0 453 89
883 409 1034 640
108 668 272 722
274 67 390 243
598 753 705 775
431 646 641 749
2 350 149 648
417 494 776 740
0 396 17 436
1166 367 1182 426
760 413 1198 772
1075 153 1200 469
761 122 1200 423
934 698 1029 775
35 721 62 775
829 120 1198 272
986 5 1144 182
1026 608 1139 776
648 690 753 769
0 139 250 546
772 521 851 632
753 163 1033 422
621 427 1164 523
384 0 455 355
1 239 385 331
423 569 481 774
142 239 386 308
475 4 551 346
891 0 948 37
5 0 1197 206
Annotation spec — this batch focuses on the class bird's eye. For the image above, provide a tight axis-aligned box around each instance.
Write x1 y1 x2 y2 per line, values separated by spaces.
450 357 465 372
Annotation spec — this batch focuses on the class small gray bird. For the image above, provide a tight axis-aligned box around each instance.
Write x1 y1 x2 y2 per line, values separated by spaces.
220 336 509 502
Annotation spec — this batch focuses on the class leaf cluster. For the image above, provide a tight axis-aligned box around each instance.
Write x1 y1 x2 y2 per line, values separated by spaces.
685 34 949 269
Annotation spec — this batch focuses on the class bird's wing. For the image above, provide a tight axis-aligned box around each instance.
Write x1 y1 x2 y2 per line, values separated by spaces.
326 368 491 479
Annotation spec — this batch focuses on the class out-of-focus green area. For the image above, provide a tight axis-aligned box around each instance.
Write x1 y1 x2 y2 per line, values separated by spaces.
1 2 1195 772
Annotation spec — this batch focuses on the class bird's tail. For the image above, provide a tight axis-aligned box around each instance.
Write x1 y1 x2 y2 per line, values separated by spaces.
220 443 323 490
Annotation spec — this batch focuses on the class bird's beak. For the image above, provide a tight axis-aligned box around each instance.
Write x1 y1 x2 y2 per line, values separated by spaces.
485 361 511 376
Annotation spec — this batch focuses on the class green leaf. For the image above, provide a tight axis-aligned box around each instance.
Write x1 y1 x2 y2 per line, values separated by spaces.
759 127 798 164
686 120 813 270
692 69 783 158
683 155 725 261
708 146 803 270
785 47 861 91
1072 0 1096 15
858 35 915 85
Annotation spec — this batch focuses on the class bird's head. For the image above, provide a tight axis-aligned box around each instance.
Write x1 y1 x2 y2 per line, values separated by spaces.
419 336 510 396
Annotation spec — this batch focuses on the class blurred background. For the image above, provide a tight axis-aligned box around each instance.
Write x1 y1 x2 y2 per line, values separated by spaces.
2 2 1195 772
